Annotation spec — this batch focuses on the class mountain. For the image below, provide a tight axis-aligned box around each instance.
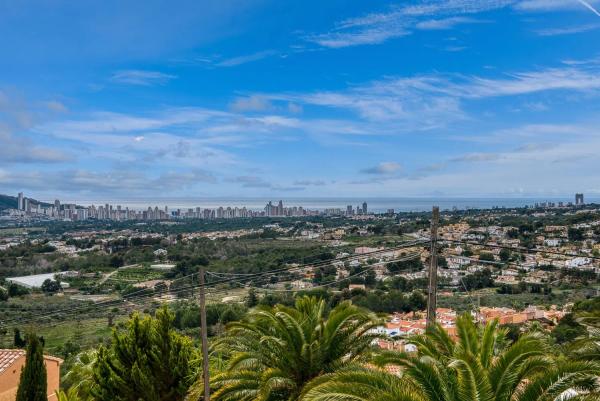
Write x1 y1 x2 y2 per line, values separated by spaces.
0 194 52 211
0 194 17 210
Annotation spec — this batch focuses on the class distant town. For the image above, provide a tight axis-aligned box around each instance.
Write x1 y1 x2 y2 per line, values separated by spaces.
4 192 372 222
0 191 589 224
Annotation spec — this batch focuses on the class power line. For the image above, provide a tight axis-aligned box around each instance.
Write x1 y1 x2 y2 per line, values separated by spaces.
7 253 424 344
4 241 426 327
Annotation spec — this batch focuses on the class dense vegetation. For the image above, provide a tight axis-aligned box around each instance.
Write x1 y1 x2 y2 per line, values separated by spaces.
15 293 600 401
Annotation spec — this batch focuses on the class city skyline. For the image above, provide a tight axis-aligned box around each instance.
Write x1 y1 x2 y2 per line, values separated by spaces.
5 190 590 220
8 191 373 220
2 1 600 198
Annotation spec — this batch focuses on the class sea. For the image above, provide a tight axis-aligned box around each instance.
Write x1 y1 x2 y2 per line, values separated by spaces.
50 197 600 213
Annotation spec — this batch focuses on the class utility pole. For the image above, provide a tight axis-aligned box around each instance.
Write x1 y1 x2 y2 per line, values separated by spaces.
426 206 439 331
199 266 211 401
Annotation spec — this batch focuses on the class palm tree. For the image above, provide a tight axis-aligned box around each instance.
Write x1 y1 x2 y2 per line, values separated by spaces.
301 313 600 401
201 296 381 401
55 388 82 401
62 349 98 401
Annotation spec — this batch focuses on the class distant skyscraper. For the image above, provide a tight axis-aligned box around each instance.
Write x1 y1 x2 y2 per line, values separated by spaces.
346 205 353 215
17 192 24 210
277 200 284 216
362 202 368 214
575 193 584 206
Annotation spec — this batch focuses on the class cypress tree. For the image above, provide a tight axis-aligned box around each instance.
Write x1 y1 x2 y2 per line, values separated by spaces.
92 306 196 401
16 333 47 401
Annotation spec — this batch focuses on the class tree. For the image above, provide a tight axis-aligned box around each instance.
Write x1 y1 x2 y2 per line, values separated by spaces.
499 248 511 262
301 314 600 401
9 283 30 297
387 258 423 274
245 288 258 308
14 328 26 348
553 313 587 344
63 349 98 401
462 268 494 291
568 227 585 242
92 306 197 401
55 388 82 401
0 286 8 301
41 279 61 294
109 255 124 268
203 296 381 401
16 333 47 401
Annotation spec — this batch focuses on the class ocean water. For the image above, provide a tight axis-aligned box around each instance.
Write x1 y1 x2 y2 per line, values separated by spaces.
52 197 598 213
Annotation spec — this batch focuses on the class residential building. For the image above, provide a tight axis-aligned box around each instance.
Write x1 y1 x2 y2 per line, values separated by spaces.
0 349 62 401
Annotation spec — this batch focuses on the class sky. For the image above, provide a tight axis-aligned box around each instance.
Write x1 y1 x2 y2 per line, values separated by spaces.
1 0 600 200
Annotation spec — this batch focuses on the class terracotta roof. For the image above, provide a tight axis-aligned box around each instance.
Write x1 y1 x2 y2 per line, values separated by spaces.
0 349 63 374
0 349 25 374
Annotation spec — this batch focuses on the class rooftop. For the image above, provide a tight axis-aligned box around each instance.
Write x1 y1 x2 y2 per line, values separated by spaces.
0 349 25 374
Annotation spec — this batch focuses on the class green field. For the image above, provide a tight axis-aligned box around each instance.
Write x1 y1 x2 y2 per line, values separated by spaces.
107 267 165 283
0 226 47 236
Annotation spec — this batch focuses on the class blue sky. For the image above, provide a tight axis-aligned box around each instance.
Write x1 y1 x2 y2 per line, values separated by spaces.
2 0 600 200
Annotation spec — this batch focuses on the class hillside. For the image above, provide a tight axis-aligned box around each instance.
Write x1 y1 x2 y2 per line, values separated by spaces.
0 194 17 210
0 194 52 211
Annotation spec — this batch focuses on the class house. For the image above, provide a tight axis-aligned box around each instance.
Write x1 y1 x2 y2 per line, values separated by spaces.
348 284 366 291
0 349 62 401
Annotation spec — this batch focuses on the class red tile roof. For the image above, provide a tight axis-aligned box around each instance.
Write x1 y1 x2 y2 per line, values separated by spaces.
0 349 25 374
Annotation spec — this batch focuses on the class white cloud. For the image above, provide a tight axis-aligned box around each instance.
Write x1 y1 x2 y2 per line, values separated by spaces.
216 50 277 67
416 16 482 30
535 23 600 35
110 70 177 86
45 100 68 113
307 27 409 48
293 179 326 186
516 0 600 13
361 161 402 175
0 168 216 195
0 131 72 164
306 1 514 48
229 96 273 112
306 0 600 49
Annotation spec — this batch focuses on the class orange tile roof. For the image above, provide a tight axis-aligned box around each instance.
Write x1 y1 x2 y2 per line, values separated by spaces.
0 349 25 374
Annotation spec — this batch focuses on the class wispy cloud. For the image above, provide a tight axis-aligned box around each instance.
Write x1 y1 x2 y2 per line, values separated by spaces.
307 27 409 48
216 50 277 67
514 0 598 11
361 162 402 175
293 179 327 186
0 131 72 164
449 152 501 162
535 23 600 36
0 168 216 194
111 70 177 86
415 16 484 30
305 1 512 48
307 0 600 48
229 96 274 112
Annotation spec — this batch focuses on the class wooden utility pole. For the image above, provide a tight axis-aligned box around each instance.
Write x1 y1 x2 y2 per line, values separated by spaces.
199 266 211 401
426 206 439 330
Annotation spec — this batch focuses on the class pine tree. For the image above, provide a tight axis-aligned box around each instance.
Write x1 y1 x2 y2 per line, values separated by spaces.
245 287 258 307
16 333 47 401
92 306 196 401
